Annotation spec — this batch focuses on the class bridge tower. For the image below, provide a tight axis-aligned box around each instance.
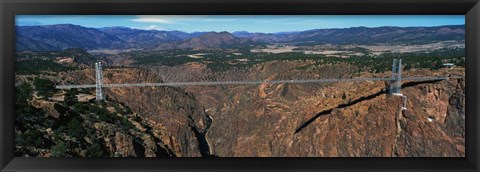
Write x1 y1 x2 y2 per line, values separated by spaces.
95 62 104 101
390 59 402 94
390 59 407 110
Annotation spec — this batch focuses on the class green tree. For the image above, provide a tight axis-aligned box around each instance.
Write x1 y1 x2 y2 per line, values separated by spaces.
98 111 118 123
73 103 88 113
64 89 78 106
51 141 71 157
16 83 32 106
16 129 45 148
15 83 36 122
432 60 444 70
33 78 55 99
404 64 412 70
457 57 465 67
85 141 106 157
122 118 135 131
58 117 86 139
125 107 133 114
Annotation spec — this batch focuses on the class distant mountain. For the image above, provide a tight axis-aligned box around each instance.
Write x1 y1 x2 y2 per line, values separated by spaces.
16 24 465 52
16 35 59 51
288 25 465 45
232 31 285 43
248 33 287 43
99 27 204 48
16 24 125 51
16 25 206 51
155 32 254 50
233 25 465 44
232 31 253 38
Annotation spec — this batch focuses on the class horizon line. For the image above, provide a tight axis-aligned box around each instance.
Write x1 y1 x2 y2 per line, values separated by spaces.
14 23 466 34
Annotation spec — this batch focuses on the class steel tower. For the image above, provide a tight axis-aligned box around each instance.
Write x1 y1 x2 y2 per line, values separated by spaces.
95 62 104 101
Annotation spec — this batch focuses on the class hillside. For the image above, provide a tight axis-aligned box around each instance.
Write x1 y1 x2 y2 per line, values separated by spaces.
16 24 125 51
15 25 202 51
99 27 203 49
16 24 465 51
289 25 465 45
15 67 214 157
155 32 254 50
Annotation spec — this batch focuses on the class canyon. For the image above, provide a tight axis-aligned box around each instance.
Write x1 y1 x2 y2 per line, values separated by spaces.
22 60 463 157
14 24 466 157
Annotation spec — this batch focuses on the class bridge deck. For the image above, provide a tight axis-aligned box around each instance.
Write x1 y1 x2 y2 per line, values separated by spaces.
55 76 447 89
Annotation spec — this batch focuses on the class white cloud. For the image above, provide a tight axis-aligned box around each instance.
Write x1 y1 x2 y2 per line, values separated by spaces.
132 16 175 24
202 18 237 22
143 25 169 31
132 15 238 24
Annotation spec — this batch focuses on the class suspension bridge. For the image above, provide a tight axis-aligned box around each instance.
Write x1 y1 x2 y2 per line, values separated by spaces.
55 59 448 109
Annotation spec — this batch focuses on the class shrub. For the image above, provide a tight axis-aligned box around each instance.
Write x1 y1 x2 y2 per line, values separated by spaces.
16 83 32 105
33 78 55 98
51 141 71 157
64 89 78 106
85 141 106 157
73 103 88 113
124 107 133 114
58 117 86 139
122 118 135 131
16 129 45 148
97 109 119 123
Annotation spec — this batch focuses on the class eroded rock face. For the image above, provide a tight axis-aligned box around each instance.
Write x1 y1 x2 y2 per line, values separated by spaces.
394 77 465 157
93 123 138 157
153 61 466 157
113 132 136 157
101 68 212 157
15 68 214 157
62 64 464 157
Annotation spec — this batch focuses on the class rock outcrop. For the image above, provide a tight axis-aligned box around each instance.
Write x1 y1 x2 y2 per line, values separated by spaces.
101 68 213 157
152 61 465 157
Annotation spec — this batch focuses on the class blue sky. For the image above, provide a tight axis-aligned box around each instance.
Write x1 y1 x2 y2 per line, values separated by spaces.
16 15 465 33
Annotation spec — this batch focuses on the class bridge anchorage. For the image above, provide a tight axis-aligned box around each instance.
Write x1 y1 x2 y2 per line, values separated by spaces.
56 59 447 106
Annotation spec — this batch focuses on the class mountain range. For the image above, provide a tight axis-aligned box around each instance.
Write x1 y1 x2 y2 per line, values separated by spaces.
16 24 465 51
154 31 254 50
